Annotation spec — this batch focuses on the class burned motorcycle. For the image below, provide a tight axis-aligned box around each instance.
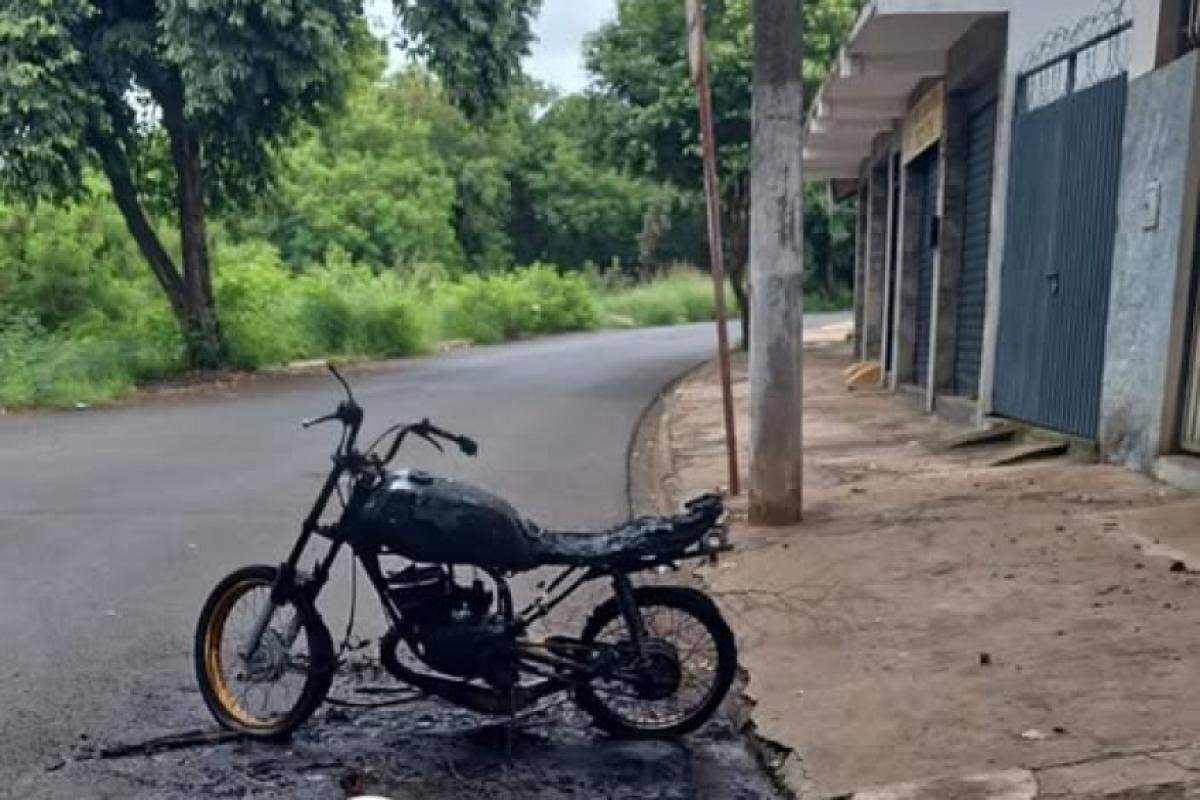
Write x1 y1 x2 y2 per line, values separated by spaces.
195 364 736 740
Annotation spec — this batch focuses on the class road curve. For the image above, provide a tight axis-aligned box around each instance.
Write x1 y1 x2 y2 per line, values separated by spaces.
0 317 844 796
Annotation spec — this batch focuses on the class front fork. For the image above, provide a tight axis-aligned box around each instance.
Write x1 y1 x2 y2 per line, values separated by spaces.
238 569 303 659
611 572 648 654
240 541 342 659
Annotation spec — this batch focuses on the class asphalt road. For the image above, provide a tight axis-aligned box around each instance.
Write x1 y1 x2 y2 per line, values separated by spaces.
0 318 843 798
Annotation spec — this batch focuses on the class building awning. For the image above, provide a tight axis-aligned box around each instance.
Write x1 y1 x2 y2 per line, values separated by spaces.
804 0 1008 182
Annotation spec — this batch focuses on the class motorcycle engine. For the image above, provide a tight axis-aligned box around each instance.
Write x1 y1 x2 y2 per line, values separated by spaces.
386 565 515 684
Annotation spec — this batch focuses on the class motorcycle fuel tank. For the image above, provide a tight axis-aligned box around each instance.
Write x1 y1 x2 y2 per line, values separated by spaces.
359 470 538 570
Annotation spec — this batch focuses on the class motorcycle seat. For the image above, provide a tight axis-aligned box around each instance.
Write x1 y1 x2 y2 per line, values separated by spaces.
523 493 724 567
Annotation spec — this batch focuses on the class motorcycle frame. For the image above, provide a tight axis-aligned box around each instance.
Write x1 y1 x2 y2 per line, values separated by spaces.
248 444 728 715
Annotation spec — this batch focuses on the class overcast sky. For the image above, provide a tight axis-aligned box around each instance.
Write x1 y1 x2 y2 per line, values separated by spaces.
366 0 616 95
526 0 616 93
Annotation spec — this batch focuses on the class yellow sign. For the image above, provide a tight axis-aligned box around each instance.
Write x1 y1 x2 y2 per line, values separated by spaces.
902 80 945 163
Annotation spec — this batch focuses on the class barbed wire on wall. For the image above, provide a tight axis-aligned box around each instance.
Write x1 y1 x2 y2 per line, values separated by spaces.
1019 0 1131 111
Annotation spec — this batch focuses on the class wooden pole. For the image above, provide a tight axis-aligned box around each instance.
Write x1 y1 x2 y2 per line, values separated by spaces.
686 0 740 497
748 0 804 525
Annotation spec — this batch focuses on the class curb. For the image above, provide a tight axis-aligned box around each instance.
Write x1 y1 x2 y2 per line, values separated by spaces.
625 358 708 517
627 357 813 800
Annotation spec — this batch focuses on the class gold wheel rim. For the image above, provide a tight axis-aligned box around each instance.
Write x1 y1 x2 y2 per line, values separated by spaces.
203 578 301 730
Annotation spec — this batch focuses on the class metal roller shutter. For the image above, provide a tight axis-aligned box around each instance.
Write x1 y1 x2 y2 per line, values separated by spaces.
953 100 996 398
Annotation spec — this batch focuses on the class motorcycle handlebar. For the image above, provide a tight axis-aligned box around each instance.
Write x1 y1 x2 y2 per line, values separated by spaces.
422 420 478 457
380 418 478 465
301 412 339 429
303 365 475 465
302 399 363 457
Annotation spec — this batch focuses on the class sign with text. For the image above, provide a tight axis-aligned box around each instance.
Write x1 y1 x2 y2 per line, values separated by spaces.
902 80 945 163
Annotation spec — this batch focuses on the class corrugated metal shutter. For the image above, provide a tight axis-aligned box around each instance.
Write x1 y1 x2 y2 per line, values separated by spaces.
953 101 996 398
913 147 939 387
993 75 1126 438
1037 76 1125 438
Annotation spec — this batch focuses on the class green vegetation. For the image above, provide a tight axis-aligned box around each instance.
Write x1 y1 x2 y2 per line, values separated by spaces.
599 269 718 328
0 242 724 408
583 0 865 341
0 3 860 409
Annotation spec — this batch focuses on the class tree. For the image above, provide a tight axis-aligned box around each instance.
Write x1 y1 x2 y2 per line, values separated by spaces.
584 0 863 343
393 0 543 123
249 66 465 272
804 183 855 297
585 0 751 339
0 1 541 369
0 0 360 367
507 92 655 271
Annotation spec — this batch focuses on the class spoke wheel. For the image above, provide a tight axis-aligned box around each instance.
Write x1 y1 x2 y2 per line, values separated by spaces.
575 586 736 738
194 565 334 738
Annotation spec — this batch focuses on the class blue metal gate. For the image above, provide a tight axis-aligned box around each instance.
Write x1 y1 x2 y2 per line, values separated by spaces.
993 12 1129 438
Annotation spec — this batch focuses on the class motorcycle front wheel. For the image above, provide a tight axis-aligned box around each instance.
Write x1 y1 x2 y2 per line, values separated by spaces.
194 564 335 739
575 586 737 739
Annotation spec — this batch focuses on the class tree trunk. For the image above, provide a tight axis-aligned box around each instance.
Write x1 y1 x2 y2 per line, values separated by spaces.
748 0 805 526
162 93 225 368
88 129 200 331
724 180 751 348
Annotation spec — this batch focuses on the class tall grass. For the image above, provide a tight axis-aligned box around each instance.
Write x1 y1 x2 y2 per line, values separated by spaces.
0 312 182 407
599 267 717 327
0 255 607 408
436 263 597 344
0 258 847 409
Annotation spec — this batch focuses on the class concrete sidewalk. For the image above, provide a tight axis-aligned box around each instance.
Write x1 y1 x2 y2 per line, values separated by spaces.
657 336 1200 799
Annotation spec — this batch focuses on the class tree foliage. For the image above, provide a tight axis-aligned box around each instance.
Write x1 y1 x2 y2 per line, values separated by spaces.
0 0 543 368
247 66 465 271
0 0 362 366
506 92 655 271
583 0 865 338
393 0 543 122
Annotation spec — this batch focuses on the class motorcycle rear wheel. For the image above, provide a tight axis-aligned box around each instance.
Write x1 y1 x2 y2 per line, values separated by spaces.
575 586 736 739
194 564 334 739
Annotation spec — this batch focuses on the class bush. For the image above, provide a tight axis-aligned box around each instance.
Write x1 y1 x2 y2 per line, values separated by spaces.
598 267 717 327
294 252 434 358
807 285 853 312
0 311 181 407
214 241 307 368
437 264 598 344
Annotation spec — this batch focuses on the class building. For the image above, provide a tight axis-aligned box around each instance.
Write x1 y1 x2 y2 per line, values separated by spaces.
820 0 1200 483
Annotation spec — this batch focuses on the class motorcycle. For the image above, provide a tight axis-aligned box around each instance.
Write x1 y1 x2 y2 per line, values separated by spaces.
195 364 737 740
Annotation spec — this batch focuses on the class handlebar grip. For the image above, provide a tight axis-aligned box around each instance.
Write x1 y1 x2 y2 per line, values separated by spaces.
302 412 336 429
422 419 477 457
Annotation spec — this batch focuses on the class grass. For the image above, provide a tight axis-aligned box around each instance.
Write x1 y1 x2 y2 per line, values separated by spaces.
599 268 718 327
0 262 849 409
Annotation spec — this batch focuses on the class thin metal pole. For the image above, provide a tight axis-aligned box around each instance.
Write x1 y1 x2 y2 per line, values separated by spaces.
687 0 740 497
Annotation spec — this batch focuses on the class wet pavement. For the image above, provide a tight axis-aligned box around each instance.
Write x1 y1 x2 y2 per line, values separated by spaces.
0 321 845 799
22 683 779 799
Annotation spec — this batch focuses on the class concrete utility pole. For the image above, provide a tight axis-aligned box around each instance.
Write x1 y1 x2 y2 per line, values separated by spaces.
748 0 805 525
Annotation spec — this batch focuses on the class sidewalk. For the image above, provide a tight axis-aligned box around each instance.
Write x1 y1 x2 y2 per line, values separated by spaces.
659 332 1200 799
